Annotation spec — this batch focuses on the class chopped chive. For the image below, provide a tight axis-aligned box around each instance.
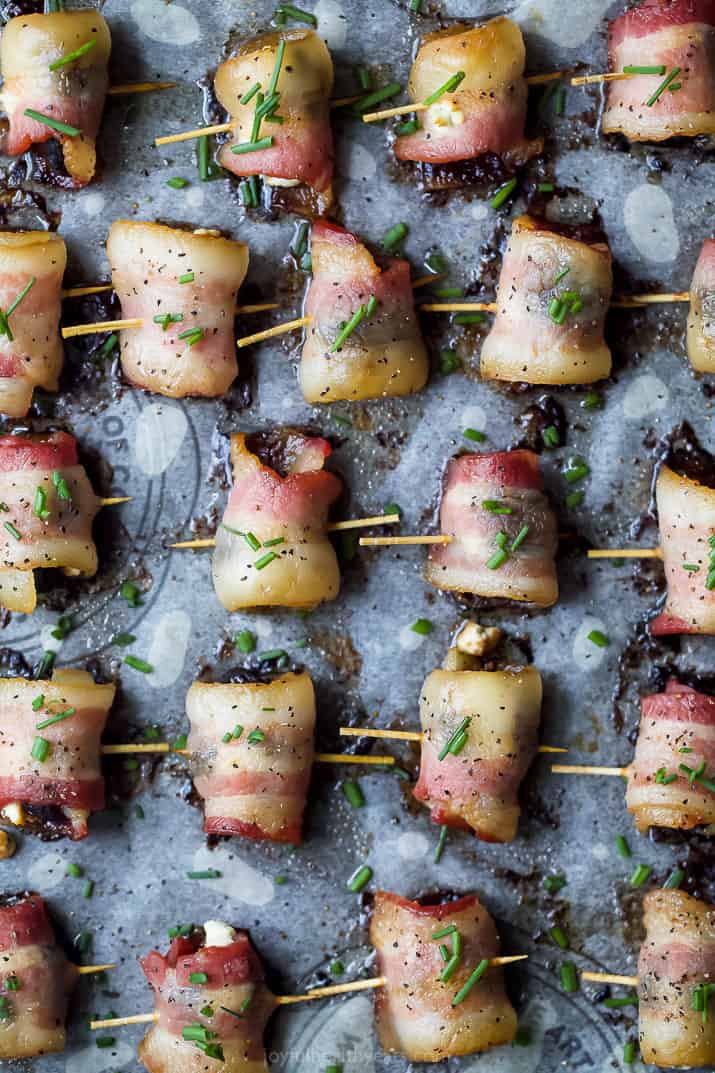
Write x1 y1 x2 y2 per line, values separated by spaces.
240 82 261 105
560 961 579 993
352 82 402 115
342 780 364 808
347 864 372 892
663 868 685 890
83 879 94 899
247 729 266 745
222 731 232 744
463 427 486 443
550 926 569 949
425 251 448 274
98 333 118 359
96 1036 116 1049
189 972 209 984
235 630 256 653
233 725 244 740
243 531 261 552
5 976 20 991
231 136 274 155
511 525 530 552
434 824 448 863
166 176 189 189
36 708 76 730
186 869 222 879
258 648 287 662
434 287 463 299
630 863 652 888
513 1026 531 1045
291 222 309 259
615 835 631 858
330 959 345 976
439 348 461 374
623 1040 637 1064
33 486 50 521
124 655 153 674
275 875 288 885
565 490 584 509
330 303 368 352
356 66 371 91
179 271 195 284
3 521 21 541
587 629 609 648
66 862 83 878
452 959 489 1005
543 425 560 448
438 717 471 761
411 618 432 635
254 551 278 570
454 312 485 325
563 457 590 484
655 766 678 785
382 222 408 251
31 736 50 762
111 631 136 647
120 580 142 607
440 952 461 982
50 614 73 641
553 267 571 285
178 327 203 347
486 548 509 570
604 994 638 1008
23 108 79 136
49 39 96 70
538 182 554 192
275 4 317 26
31 694 44 711
396 118 419 135
623 65 666 75
490 178 517 210
200 1005 214 1017
646 66 681 107
51 469 72 501
582 391 602 410
544 873 566 894
423 71 465 106
135 804 145 819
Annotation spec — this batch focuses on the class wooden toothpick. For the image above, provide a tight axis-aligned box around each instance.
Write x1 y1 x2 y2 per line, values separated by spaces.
551 764 629 778
108 82 177 96
587 549 662 560
359 534 452 547
169 513 400 549
339 727 566 754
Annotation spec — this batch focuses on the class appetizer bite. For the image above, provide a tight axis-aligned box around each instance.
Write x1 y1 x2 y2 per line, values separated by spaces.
626 679 715 833
0 668 115 840
425 449 559 607
0 9 111 187
687 237 715 373
0 231 66 418
215 28 334 216
0 893 79 1059
370 891 518 1061
300 220 429 403
186 671 315 842
212 431 341 611
650 464 715 636
603 0 715 143
639 890 715 1068
140 921 274 1072
107 221 249 398
0 431 102 614
480 215 613 385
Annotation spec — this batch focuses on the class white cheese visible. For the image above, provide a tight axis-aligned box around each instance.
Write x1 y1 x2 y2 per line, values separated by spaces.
263 175 301 188
428 101 464 128
1 802 24 826
203 920 237 947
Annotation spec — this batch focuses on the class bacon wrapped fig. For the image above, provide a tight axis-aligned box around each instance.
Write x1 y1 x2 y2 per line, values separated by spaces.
650 464 715 636
394 17 537 167
0 893 78 1059
0 668 115 840
638 889 715 1068
626 679 715 832
370 891 517 1061
215 29 334 216
426 450 559 606
186 671 315 842
300 221 429 403
687 238 715 373
603 0 715 143
414 665 542 842
212 431 341 611
107 221 249 398
0 232 65 417
0 10 111 187
140 923 274 1072
480 215 613 385
0 431 100 614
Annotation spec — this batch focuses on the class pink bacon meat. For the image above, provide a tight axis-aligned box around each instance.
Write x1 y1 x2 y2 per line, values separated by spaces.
0 10 111 187
212 432 341 611
140 928 274 1072
414 666 542 842
687 237 715 373
370 891 517 1061
186 671 316 842
0 669 115 840
426 450 559 606
300 220 429 404
650 464 715 636
627 678 715 831
603 0 715 142
0 894 78 1059
638 889 715 1067
394 17 537 166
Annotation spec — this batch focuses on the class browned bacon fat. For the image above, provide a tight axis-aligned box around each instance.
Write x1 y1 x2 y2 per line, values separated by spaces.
414 665 542 842
0 11 111 187
603 0 715 143
107 221 249 398
687 238 715 373
140 924 274 1072
426 450 559 606
0 893 78 1059
627 679 715 832
212 432 341 611
215 29 334 216
370 891 517 1061
650 465 715 636
300 220 429 403
394 17 537 168
480 215 613 385
638 890 715 1068
0 232 65 418
186 671 315 842
0 432 100 614
0 669 115 840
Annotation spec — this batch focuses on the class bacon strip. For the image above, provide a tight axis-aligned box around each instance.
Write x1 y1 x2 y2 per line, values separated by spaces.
370 891 517 1061
394 18 537 166
687 238 715 373
0 232 65 417
212 432 341 611
300 220 429 403
0 11 111 187
638 889 715 1067
650 464 715 636
480 215 613 385
414 666 542 842
216 29 334 214
0 432 100 614
139 929 273 1072
604 0 715 142
627 679 715 831
186 671 315 842
107 221 249 399
0 894 78 1059
426 450 559 606
0 669 115 840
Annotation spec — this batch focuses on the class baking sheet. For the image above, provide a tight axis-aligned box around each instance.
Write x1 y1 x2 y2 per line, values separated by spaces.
2 0 714 1069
